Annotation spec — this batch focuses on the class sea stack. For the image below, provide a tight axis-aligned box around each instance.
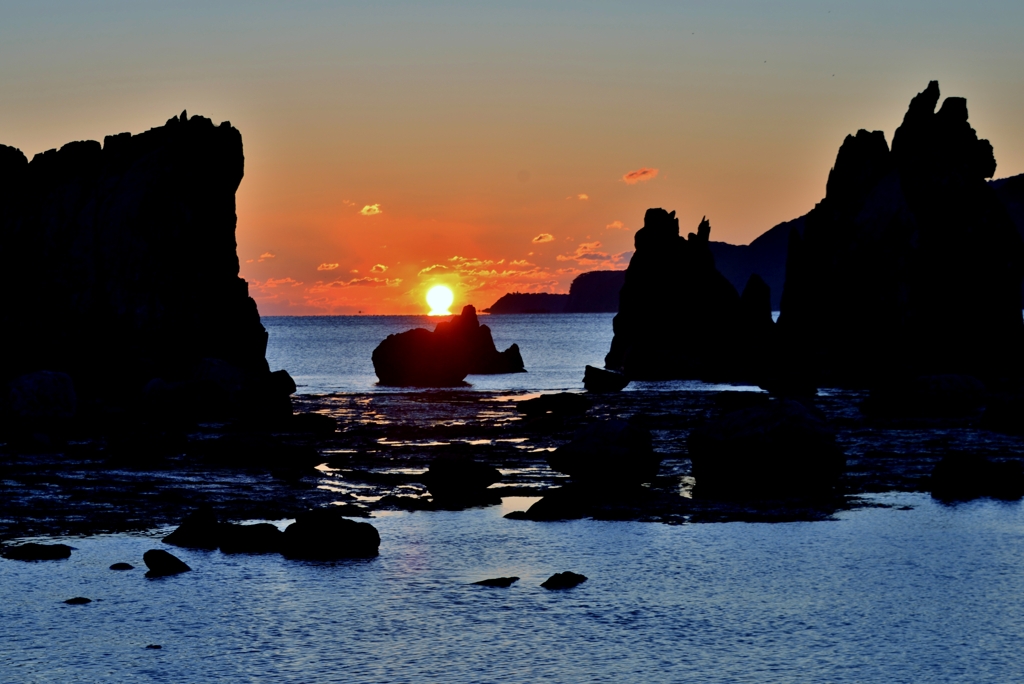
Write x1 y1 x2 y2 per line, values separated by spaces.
604 210 773 382
779 81 1024 386
0 112 293 423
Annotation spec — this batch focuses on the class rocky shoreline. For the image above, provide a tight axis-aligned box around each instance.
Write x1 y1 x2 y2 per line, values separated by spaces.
4 386 1024 543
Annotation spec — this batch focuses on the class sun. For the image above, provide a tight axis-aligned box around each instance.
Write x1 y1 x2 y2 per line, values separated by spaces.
426 285 454 315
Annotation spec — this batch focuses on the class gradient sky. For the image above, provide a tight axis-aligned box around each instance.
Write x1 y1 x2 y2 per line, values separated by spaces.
3 1 1023 314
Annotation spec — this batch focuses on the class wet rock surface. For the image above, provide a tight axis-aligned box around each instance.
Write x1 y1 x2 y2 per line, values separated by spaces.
4 386 1024 539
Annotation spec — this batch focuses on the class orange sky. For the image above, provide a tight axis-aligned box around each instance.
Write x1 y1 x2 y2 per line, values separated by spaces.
2 2 1023 314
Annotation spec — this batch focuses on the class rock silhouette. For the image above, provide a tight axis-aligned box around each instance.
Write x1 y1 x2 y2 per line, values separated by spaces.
421 455 502 506
0 112 293 426
372 305 525 386
931 454 1024 501
547 419 660 486
1 542 72 561
143 549 191 577
472 576 520 587
281 508 381 560
779 81 1024 387
541 571 587 590
64 597 92 605
484 292 569 314
604 211 774 382
582 365 629 393
109 562 134 570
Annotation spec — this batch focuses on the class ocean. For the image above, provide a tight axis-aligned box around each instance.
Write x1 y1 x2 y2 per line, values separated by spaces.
3 313 1024 682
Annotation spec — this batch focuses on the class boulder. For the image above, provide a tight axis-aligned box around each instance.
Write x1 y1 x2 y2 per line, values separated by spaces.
541 571 588 590
163 507 224 550
219 522 284 554
583 365 629 393
931 454 1024 501
472 576 520 587
547 419 660 486
143 549 191 577
516 392 591 418
688 399 845 496
421 455 502 505
372 305 525 386
282 508 380 560
1 542 72 561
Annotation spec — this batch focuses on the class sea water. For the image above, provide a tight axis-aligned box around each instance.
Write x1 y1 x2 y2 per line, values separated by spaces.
264 314 764 394
3 493 1024 682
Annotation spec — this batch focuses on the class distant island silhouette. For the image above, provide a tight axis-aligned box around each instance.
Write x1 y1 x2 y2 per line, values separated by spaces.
484 270 626 314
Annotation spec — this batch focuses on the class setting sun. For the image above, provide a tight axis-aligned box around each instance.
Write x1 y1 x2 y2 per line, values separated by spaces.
426 285 454 316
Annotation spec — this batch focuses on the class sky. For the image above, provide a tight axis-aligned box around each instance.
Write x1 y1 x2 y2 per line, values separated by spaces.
3 1 1024 314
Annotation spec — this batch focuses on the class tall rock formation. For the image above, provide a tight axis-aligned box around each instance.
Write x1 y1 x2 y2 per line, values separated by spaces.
0 112 290 418
604 209 773 381
779 81 1024 386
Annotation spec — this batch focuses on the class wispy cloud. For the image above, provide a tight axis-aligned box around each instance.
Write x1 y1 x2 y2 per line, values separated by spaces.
317 263 339 271
360 204 382 216
532 233 554 243
566 193 589 200
258 252 276 262
370 263 388 273
316 277 403 289
419 264 449 275
606 220 626 230
262 277 302 288
622 167 658 184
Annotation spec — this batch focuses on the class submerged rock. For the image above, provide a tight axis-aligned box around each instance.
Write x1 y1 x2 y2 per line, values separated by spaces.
472 576 520 587
1 542 72 561
931 454 1024 501
109 562 134 571
688 399 845 497
548 419 660 486
541 571 588 590
372 305 525 386
421 455 502 506
583 365 629 393
282 508 380 560
143 549 191 577
516 392 591 418
219 523 284 554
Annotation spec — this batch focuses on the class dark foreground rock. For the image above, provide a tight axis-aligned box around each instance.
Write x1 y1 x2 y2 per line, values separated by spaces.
861 375 986 419
688 399 845 497
541 572 587 590
548 420 659 486
1 542 72 561
282 508 380 560
372 305 525 386
0 112 294 424
583 365 629 393
422 456 501 506
163 508 223 550
779 81 1024 387
931 454 1024 501
473 576 520 587
220 523 285 554
507 483 655 521
143 549 191 577
517 392 591 418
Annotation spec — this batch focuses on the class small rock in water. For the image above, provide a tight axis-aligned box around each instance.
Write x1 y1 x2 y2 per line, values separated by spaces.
64 597 92 605
282 508 381 560
1 542 72 561
163 507 224 550
541 572 588 590
219 522 284 554
109 562 134 570
143 549 191 577
145 644 162 650
472 576 520 587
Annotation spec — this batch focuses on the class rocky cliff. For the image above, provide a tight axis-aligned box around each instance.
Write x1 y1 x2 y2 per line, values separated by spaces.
779 81 1024 386
0 112 290 420
604 210 773 381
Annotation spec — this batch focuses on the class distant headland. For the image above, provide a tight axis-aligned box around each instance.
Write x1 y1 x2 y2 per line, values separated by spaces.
484 270 626 314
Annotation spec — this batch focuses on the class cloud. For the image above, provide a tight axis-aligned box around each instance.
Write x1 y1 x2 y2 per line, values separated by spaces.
532 233 554 243
622 167 659 184
606 220 625 230
316 277 403 289
370 263 388 273
317 263 339 271
257 252 276 262
360 204 383 216
577 193 589 200
262 277 303 288
418 264 449 275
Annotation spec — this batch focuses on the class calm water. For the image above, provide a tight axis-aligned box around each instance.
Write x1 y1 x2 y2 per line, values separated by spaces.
264 314 763 394
3 493 1024 682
